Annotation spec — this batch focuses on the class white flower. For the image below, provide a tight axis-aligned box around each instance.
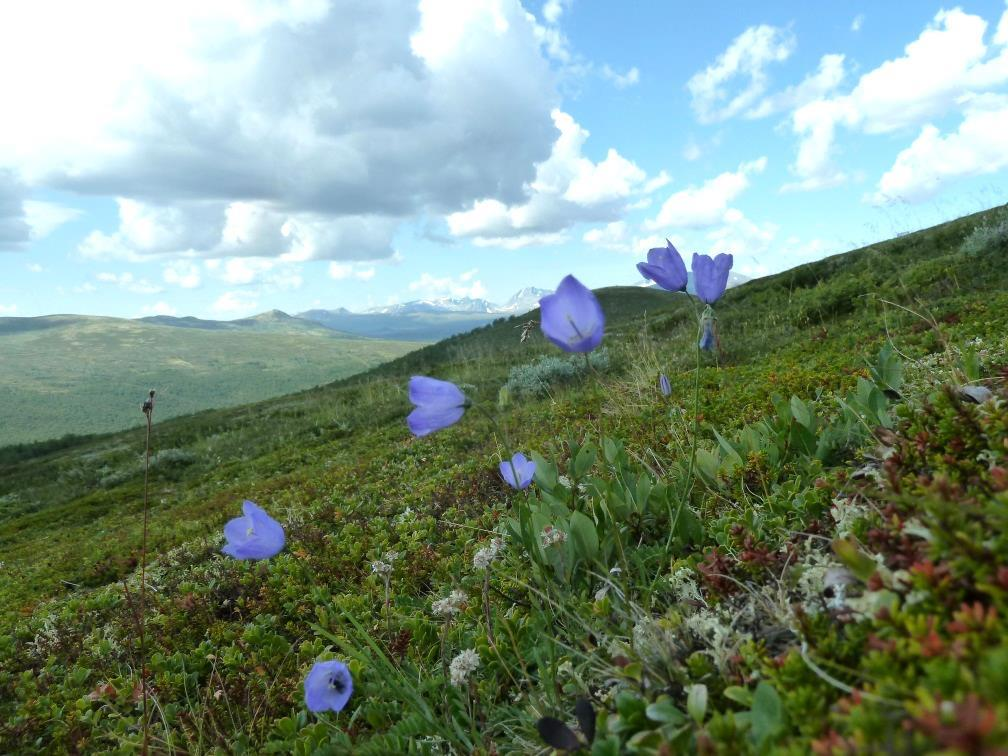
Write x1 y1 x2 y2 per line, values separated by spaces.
449 649 480 687
370 550 400 576
473 538 504 570
541 525 567 547
432 589 468 618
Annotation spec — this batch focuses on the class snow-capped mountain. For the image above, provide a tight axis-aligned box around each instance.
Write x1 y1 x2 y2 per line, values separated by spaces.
366 297 497 315
364 288 553 316
494 287 552 314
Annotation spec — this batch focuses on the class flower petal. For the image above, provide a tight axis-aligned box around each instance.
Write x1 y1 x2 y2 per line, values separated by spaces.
539 275 605 353
407 404 465 437
408 376 465 409
692 252 733 304
304 660 354 713
222 501 284 560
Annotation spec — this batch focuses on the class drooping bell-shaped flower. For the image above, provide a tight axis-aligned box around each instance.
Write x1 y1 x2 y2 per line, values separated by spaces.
304 660 354 713
407 376 467 437
637 240 688 292
539 275 605 353
222 500 285 560
500 452 536 490
692 253 734 304
699 316 717 352
659 373 671 397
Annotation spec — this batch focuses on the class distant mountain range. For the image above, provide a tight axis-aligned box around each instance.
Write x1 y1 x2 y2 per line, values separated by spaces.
297 287 553 341
0 312 418 446
639 270 751 293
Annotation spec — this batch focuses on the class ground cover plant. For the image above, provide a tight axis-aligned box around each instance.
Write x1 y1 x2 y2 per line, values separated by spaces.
1 203 1007 753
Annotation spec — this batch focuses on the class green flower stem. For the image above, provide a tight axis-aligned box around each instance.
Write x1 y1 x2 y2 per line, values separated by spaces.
683 304 708 502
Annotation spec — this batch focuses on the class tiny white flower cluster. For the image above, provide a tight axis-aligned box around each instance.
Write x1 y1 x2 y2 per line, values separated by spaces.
370 551 400 577
541 525 567 547
432 589 468 617
449 648 480 687
473 538 504 570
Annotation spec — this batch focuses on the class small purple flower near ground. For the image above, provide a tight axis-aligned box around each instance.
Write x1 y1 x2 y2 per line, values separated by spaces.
304 660 353 713
500 452 536 489
407 376 467 437
699 316 717 351
692 253 734 304
222 500 285 560
659 373 671 397
638 240 688 292
539 275 605 353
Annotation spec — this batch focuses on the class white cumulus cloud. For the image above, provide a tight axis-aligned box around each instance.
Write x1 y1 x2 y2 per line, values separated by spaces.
0 1 562 262
163 261 201 288
869 96 1008 204
645 157 767 231
446 109 659 247
408 269 487 299
212 290 259 316
687 25 796 123
785 6 1008 193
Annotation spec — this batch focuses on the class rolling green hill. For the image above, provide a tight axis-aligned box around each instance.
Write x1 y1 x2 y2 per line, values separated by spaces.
0 312 422 446
1 204 1007 753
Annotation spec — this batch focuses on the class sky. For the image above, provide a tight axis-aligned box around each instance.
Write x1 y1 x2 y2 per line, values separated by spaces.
1 0 1007 320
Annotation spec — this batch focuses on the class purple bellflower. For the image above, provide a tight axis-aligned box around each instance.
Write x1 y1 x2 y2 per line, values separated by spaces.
407 376 467 437
222 500 285 560
304 660 354 713
638 240 688 292
500 452 536 490
659 373 671 397
539 275 605 353
692 253 734 304
699 316 717 352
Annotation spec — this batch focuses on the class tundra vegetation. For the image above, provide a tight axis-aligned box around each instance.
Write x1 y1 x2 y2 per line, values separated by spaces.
1 203 1007 753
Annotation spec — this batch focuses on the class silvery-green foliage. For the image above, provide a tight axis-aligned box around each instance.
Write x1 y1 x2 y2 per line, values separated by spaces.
960 212 1008 256
503 348 610 398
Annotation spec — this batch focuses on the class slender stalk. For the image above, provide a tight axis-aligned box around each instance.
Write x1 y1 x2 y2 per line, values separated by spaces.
683 312 704 501
139 389 155 756
685 332 701 497
482 572 495 648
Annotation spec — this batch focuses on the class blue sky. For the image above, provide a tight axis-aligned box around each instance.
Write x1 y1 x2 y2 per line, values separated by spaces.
1 0 1006 319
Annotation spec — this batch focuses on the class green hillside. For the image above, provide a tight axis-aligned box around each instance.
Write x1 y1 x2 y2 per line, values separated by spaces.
1 205 1007 753
0 313 421 446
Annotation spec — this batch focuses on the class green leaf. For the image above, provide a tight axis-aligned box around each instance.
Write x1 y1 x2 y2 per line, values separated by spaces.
749 682 784 745
686 683 708 725
591 736 621 756
646 696 687 725
568 510 600 561
602 437 624 466
531 451 558 490
832 538 877 582
723 685 753 707
789 395 811 428
573 443 598 479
